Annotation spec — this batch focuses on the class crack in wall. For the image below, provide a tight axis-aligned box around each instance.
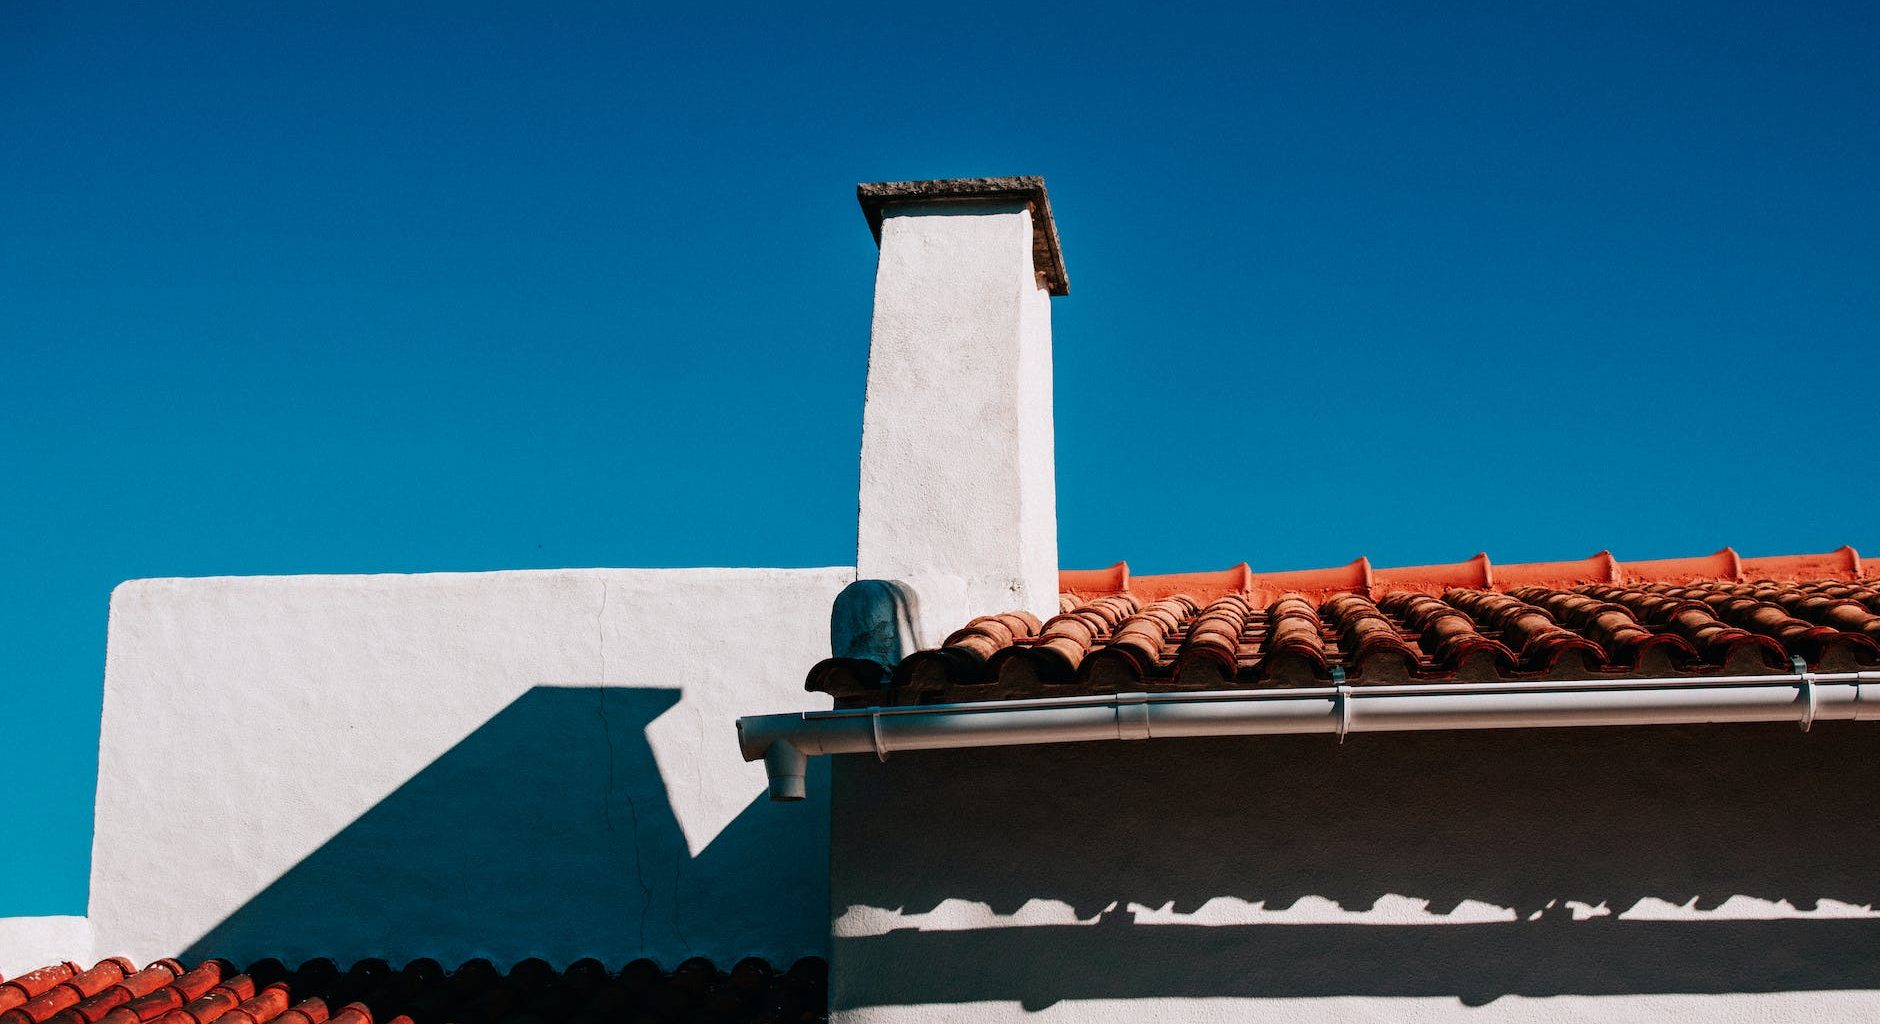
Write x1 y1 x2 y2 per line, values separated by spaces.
595 579 653 951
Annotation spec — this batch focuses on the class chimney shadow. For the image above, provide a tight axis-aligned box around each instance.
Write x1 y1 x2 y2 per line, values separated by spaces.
183 685 827 968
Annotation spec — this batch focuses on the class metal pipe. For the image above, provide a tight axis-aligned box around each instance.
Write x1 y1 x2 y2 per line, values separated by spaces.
736 670 1880 800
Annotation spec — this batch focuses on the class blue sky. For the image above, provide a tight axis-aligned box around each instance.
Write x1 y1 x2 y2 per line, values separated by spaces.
3 1 1876 914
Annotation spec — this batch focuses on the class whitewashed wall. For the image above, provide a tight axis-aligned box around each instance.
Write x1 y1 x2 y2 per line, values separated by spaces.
830 724 1880 1023
857 202 1058 627
20 566 853 969
0 917 93 977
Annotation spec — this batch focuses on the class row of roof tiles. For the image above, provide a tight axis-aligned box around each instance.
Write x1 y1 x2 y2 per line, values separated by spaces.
809 548 1880 705
1060 547 1864 604
0 958 826 1024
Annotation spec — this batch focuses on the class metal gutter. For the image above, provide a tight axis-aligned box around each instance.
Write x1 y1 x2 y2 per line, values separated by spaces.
736 665 1880 800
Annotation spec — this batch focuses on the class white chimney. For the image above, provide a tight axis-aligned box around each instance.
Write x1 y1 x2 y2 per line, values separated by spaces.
853 177 1067 630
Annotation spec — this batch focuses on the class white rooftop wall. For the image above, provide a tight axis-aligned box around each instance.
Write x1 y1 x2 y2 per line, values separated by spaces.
0 917 93 978
82 566 851 968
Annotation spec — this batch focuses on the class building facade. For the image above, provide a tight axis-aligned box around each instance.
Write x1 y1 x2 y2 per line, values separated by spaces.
4 177 1878 1024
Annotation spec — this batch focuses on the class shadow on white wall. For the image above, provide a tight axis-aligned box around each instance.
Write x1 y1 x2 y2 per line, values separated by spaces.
181 686 827 968
831 723 1880 1010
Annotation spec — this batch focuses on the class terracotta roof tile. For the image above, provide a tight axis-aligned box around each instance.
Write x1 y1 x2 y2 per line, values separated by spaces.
154 973 257 1024
92 962 227 1024
809 546 1880 705
1170 595 1253 690
1254 593 1330 684
2 960 826 1024
218 986 289 1024
1 966 82 1016
2 961 136 1024
1508 588 1698 671
1376 592 1514 679
1056 546 1863 605
1440 590 1603 675
45 961 183 1024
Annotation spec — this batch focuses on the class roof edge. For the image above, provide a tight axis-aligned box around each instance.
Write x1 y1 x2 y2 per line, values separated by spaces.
1060 545 1864 603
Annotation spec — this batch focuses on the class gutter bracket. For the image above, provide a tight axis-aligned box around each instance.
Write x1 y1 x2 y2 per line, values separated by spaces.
871 710 889 761
1793 655 1817 732
1332 667 1352 744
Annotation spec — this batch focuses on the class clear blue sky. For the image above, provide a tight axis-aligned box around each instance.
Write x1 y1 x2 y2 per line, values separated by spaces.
3 1 1876 914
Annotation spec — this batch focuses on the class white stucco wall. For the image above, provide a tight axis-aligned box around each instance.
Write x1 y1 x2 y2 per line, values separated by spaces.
821 992 1880 1023
81 566 851 968
857 201 1058 625
0 916 92 977
829 724 1880 1022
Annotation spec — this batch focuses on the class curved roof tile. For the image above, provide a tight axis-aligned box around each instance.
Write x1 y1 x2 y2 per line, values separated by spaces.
809 546 1879 705
0 959 827 1024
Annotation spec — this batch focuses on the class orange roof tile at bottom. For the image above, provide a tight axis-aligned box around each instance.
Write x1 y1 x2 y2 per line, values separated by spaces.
0 958 827 1024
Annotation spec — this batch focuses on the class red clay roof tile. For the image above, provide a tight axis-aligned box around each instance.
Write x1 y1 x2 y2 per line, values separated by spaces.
92 962 226 1024
1 966 81 1015
1171 595 1253 690
3 960 827 1024
1059 546 1865 605
808 546 1880 705
2 962 136 1024
47 961 182 1024
270 998 326 1024
156 975 252 1024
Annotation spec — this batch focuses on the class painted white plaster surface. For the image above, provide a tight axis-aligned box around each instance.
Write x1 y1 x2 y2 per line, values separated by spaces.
874 574 967 654
90 566 851 968
830 894 1517 938
829 727 1880 1022
857 202 1058 625
833 899 1102 937
0 916 93 977
829 992 1880 1024
831 892 1880 938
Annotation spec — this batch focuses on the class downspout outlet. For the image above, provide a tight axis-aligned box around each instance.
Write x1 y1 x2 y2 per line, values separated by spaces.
763 739 808 802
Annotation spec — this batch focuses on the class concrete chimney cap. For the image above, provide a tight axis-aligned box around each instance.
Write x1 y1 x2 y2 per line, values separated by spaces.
857 176 1069 297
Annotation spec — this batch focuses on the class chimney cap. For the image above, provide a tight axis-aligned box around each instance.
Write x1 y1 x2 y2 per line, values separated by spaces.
857 176 1069 297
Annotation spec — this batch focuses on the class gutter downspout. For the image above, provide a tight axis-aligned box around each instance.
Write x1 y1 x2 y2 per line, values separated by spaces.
737 667 1880 800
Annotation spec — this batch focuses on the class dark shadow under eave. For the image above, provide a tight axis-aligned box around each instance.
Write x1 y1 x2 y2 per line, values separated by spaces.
831 721 1880 1009
835 915 1880 1010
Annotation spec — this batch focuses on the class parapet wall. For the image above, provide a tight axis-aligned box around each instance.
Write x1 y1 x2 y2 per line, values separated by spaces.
46 565 851 969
